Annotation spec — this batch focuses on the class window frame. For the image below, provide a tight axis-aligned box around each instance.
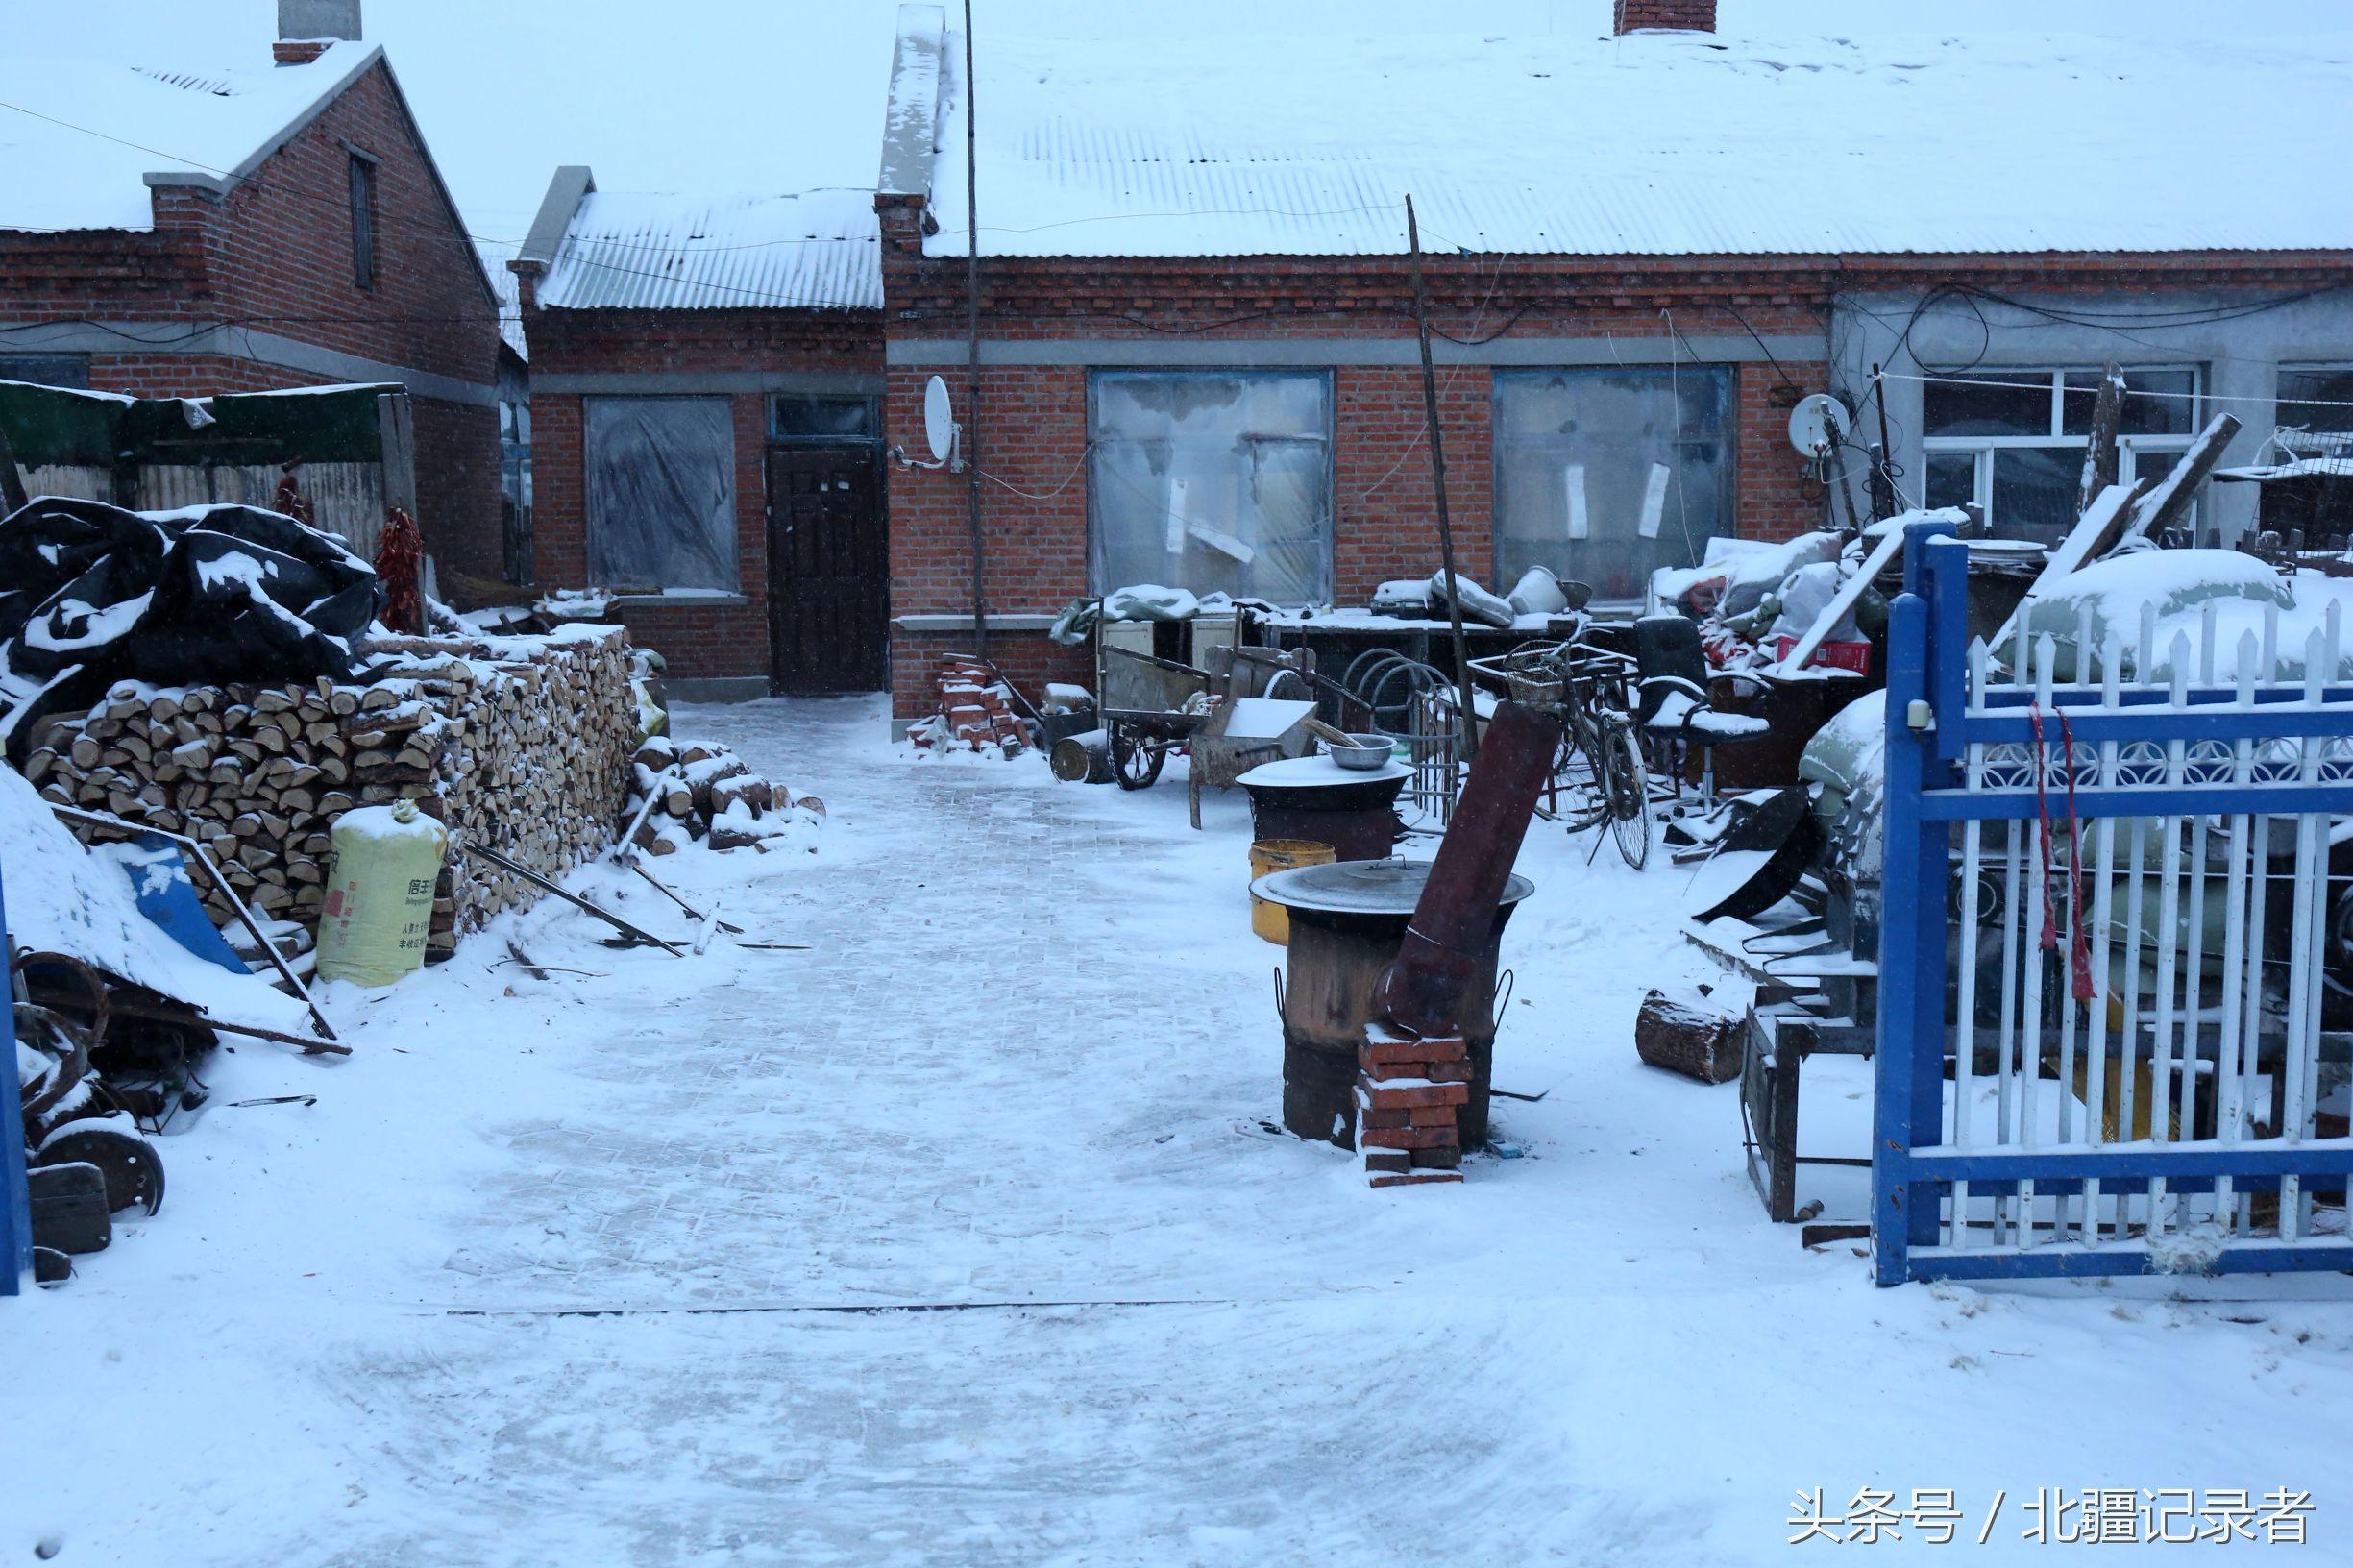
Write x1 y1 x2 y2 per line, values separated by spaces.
346 149 380 291
1920 365 2204 537
1488 362 1736 610
1083 367 1336 606
769 393 880 444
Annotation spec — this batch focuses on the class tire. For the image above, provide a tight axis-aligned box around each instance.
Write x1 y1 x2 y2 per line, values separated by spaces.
1605 722 1652 870
1110 723 1164 791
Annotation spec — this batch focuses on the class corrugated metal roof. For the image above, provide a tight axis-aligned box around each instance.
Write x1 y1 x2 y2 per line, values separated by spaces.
537 188 882 312
0 44 379 232
920 27 2353 259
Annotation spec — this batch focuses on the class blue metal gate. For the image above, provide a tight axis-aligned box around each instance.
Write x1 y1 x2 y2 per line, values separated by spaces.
1875 520 2353 1285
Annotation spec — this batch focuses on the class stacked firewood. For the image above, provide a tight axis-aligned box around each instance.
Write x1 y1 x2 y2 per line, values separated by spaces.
21 627 637 956
625 735 821 854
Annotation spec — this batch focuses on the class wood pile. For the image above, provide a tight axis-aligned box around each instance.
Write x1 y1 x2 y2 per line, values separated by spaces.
625 735 821 855
21 626 636 958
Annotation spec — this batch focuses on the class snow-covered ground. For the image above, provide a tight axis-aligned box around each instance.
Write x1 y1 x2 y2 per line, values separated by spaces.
5 696 2350 1564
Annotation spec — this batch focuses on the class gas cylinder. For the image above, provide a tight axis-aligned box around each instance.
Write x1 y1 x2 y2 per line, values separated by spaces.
315 797 447 986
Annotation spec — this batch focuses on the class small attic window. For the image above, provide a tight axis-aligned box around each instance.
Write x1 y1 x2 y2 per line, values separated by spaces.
348 151 380 290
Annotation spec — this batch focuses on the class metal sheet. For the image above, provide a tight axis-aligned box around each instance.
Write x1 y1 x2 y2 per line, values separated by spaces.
539 190 881 313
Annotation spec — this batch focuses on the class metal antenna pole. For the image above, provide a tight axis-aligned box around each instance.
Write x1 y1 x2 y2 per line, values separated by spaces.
1405 194 1479 761
962 0 988 657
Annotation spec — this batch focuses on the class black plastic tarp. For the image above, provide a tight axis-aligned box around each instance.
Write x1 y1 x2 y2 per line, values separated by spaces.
0 496 382 756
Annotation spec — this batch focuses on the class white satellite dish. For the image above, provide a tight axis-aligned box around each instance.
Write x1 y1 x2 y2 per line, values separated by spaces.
1786 393 1851 456
922 375 958 465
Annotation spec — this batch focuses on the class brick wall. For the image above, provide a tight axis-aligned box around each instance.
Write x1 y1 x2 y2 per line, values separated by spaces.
0 57 502 579
520 306 882 689
873 212 2353 719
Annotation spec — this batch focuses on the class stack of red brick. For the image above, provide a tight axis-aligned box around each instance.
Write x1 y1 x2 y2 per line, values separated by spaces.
1356 1025 1471 1188
908 655 1036 754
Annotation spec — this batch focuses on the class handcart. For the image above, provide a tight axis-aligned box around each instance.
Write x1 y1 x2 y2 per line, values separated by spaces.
1098 642 1213 791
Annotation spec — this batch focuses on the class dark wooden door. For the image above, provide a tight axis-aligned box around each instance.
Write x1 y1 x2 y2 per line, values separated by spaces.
767 444 887 693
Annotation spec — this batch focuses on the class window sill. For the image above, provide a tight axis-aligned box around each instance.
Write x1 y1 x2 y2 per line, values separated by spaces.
894 613 1061 633
608 592 750 610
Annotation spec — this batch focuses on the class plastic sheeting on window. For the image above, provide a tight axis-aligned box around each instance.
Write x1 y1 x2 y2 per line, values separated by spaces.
585 396 736 591
1493 367 1729 604
1088 372 1331 605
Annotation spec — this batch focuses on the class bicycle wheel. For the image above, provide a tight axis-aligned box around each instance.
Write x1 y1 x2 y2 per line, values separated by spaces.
1556 717 1610 833
1605 721 1653 870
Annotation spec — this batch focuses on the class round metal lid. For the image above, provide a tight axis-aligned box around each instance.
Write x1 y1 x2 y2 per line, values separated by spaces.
1249 856 1535 915
1237 755 1411 789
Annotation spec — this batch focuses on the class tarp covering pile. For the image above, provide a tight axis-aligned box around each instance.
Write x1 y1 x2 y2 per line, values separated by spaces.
0 496 381 755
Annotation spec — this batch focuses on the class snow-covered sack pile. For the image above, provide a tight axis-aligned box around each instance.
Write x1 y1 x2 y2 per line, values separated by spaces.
2020 548 2353 680
627 734 822 855
20 626 637 956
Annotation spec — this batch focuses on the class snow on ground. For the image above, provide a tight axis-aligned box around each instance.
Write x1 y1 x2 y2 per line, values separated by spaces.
4 696 2351 1564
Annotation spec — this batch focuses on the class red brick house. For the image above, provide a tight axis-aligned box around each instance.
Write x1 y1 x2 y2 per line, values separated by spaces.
871 0 2353 723
515 0 2353 720
0 0 503 583
508 176 883 699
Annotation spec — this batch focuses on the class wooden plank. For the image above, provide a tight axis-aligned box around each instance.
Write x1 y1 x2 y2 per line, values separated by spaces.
0 413 29 512
376 391 418 520
2120 410 2243 546
2075 362 2123 516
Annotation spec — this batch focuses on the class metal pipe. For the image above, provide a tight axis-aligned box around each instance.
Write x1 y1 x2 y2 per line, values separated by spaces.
1370 699 1555 1038
962 0 988 658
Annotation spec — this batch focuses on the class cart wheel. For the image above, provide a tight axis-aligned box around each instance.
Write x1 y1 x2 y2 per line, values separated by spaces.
1110 724 1164 791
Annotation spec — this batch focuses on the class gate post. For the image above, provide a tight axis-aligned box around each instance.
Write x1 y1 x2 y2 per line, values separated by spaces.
1 861 29 1296
1873 522 1965 1286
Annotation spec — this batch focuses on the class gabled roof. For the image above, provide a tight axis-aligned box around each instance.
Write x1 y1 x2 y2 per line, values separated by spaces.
524 183 882 312
0 42 498 305
898 20 2353 259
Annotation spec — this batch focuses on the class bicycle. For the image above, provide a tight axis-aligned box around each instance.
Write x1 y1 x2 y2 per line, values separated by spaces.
1553 642 1653 870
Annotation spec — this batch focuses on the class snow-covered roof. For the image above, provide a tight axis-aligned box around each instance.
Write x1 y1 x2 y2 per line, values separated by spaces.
914 24 2353 259
532 187 883 312
0 43 381 233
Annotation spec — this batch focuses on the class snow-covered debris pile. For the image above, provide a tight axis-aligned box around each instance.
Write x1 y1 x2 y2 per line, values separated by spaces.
626 735 821 855
19 626 638 957
0 495 381 753
2019 549 2353 681
0 764 307 1036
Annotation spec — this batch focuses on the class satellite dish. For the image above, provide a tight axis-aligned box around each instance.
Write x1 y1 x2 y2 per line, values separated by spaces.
1787 393 1851 456
923 375 957 465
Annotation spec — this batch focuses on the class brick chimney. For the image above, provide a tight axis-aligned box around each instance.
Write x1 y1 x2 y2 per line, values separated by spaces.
275 0 360 64
1613 0 1716 32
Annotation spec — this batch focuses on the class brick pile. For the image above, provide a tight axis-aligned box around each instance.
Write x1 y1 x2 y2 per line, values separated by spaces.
906 655 1036 754
1356 1025 1471 1188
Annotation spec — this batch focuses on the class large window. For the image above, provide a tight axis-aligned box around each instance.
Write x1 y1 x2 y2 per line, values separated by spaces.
584 396 737 591
1922 367 2199 546
1088 371 1331 604
1493 367 1731 604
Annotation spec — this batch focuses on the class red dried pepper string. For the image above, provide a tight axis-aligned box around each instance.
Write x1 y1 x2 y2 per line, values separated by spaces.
2027 703 2098 1003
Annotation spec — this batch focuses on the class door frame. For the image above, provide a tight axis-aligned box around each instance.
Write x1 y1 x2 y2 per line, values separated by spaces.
764 431 889 695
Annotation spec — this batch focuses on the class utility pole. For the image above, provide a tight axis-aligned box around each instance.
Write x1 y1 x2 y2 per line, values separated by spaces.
1405 194 1479 761
962 0 987 656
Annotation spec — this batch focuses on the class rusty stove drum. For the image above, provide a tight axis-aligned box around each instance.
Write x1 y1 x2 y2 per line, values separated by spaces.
1251 857 1534 1152
1235 755 1410 863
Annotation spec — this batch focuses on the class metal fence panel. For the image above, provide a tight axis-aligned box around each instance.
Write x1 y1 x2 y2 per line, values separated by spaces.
1875 522 2353 1284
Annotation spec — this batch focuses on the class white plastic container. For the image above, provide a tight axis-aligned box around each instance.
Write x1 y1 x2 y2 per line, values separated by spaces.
315 797 447 986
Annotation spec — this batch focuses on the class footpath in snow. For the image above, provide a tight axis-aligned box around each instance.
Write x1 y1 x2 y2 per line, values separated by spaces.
4 696 2349 1565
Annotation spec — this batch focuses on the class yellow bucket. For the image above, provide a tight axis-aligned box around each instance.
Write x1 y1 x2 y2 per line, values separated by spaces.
1250 838 1336 945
